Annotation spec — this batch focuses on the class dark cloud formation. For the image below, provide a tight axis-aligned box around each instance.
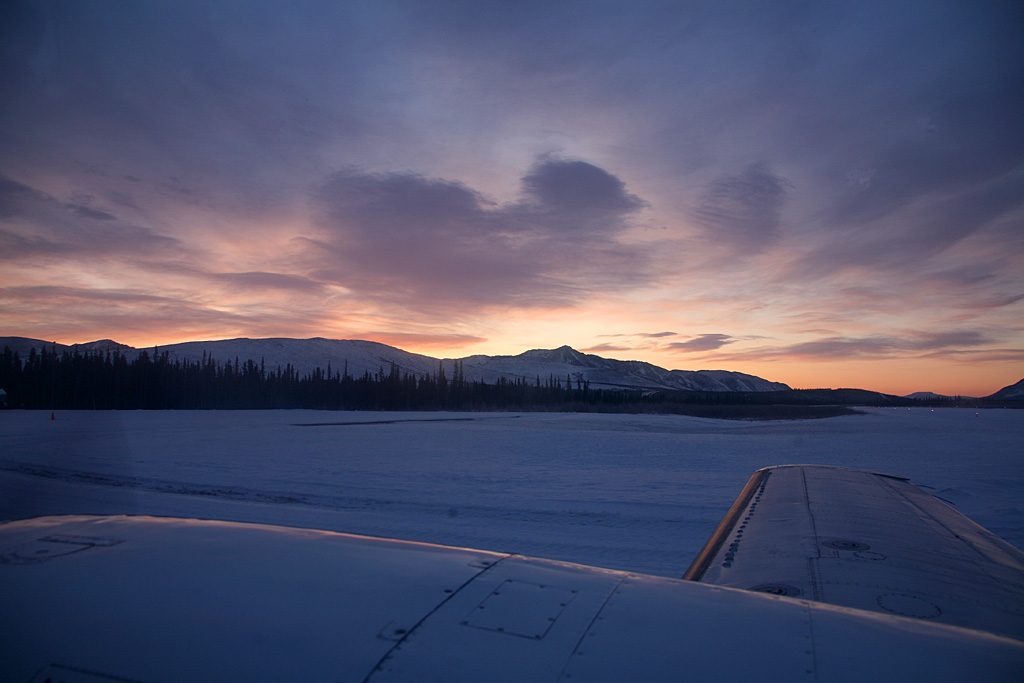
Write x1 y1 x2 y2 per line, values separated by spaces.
666 334 735 353
717 331 998 362
0 285 331 341
0 175 121 224
580 343 634 354
308 159 648 312
131 262 328 296
521 159 645 217
0 175 51 217
0 174 179 260
793 169 1024 280
0 1 381 202
67 204 117 221
691 163 790 252
829 88 1024 229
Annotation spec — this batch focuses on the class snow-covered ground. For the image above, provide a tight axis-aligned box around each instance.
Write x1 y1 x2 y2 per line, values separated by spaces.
1 408 1021 577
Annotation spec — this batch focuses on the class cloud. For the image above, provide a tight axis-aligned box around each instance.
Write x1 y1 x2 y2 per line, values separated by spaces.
213 271 325 293
665 333 734 352
307 158 650 313
579 342 635 353
0 174 180 260
364 332 487 350
124 261 329 298
598 331 676 339
829 87 1024 230
791 171 1024 281
3 285 171 305
0 174 52 217
691 163 791 252
0 285 335 343
520 159 645 218
781 63 1024 284
584 332 680 354
932 349 1024 363
714 330 997 362
0 2 378 202
67 204 117 221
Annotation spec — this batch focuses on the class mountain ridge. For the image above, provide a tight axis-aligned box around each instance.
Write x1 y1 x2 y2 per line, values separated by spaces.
1 336 788 393
987 378 1024 401
6 335 1020 398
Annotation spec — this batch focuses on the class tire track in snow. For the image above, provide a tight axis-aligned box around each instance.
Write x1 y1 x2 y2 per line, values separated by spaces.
292 416 522 427
0 460 679 530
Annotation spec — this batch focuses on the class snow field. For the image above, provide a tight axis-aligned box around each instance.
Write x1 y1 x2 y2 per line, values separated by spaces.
1 407 1020 577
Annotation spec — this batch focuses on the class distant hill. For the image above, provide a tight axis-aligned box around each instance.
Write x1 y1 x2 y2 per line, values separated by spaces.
904 391 950 400
1 336 788 394
987 378 1024 401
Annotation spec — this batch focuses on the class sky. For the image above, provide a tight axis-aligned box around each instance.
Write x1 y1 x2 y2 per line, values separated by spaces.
1 1 1022 396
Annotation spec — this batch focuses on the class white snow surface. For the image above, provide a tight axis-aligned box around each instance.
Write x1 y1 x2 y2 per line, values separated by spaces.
1 408 1021 578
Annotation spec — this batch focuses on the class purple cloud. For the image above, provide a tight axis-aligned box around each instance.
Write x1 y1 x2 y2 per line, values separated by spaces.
521 159 645 217
666 334 735 352
690 163 791 253
715 331 998 362
580 342 635 353
308 159 650 313
0 174 178 261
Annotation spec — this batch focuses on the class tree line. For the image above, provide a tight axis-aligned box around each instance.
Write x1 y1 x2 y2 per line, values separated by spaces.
6 344 994 416
0 344 636 412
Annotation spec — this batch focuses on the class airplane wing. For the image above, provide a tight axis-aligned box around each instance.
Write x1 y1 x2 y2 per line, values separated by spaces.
2 467 1023 681
685 465 1024 641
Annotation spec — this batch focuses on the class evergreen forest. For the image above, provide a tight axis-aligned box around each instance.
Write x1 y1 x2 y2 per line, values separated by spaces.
0 344 634 412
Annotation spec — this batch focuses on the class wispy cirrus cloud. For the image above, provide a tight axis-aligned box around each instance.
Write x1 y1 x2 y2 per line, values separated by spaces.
585 332 737 356
205 270 326 294
368 332 488 350
0 174 181 261
0 285 336 343
711 330 1000 362
579 342 635 354
690 162 791 253
598 331 677 339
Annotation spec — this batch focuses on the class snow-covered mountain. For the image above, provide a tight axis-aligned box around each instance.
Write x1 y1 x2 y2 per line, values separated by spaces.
1 336 790 393
458 345 789 392
987 378 1024 401
0 336 440 380
0 337 134 357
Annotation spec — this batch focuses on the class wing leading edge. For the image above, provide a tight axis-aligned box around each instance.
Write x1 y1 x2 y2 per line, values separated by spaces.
685 464 1024 641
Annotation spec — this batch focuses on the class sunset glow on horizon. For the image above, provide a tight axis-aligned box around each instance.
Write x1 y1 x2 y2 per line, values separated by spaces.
2 1 1022 398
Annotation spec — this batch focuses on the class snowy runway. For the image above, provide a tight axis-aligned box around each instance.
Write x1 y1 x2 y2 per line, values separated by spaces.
1 408 1021 577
